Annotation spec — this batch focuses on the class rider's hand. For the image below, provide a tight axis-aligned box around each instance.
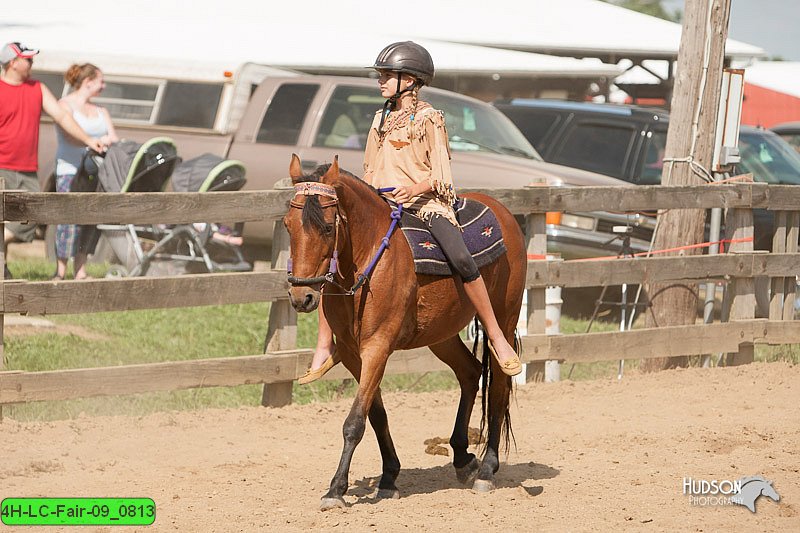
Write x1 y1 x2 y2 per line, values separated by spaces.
392 185 416 205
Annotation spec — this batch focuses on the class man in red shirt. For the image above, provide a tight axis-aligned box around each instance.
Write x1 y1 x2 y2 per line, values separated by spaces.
0 42 104 247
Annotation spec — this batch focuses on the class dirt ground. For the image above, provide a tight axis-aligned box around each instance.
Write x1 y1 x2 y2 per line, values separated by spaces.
1 361 798 532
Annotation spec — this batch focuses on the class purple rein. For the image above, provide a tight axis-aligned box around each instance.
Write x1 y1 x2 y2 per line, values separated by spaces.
286 184 402 295
349 187 403 293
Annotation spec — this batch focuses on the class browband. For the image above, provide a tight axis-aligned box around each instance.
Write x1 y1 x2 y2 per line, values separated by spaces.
293 182 337 199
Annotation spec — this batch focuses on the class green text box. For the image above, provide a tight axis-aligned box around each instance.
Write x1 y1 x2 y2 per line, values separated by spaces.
2 498 155 526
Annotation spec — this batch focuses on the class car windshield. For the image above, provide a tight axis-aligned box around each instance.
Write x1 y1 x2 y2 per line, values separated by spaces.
424 91 542 160
317 85 542 160
738 130 800 185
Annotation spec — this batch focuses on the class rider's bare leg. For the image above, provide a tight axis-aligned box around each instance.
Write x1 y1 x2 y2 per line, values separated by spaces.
311 300 336 370
462 276 519 366
297 300 338 384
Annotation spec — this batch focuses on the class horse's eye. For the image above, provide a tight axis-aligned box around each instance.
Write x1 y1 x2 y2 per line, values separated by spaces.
324 224 334 235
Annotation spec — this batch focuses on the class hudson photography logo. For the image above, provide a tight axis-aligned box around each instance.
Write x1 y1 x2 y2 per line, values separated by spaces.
683 475 781 512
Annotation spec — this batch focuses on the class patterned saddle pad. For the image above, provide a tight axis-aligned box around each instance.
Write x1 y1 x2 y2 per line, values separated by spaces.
398 198 507 276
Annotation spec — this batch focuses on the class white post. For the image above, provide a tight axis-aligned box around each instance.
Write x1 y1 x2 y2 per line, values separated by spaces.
515 254 562 385
544 285 562 382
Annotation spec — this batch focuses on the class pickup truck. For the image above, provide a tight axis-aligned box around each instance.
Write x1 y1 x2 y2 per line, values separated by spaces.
37 73 632 256
494 98 800 251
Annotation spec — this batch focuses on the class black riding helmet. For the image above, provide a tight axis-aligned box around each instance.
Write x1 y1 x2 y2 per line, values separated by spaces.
371 41 435 130
372 41 435 86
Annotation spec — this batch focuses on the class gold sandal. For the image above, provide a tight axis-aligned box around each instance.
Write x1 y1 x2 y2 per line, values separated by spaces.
488 341 522 377
298 352 338 384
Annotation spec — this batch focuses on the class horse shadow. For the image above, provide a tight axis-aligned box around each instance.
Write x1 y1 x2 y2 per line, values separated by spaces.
348 461 559 503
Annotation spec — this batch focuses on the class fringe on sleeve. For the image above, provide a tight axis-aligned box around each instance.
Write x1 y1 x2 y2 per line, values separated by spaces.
419 109 457 206
415 108 460 228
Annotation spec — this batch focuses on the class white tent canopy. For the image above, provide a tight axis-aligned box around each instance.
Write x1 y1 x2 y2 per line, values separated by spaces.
3 0 765 61
3 0 766 80
2 1 623 80
743 62 800 99
403 0 765 60
18 31 620 80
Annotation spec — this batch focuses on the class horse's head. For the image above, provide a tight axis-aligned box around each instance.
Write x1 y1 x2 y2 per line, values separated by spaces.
760 480 780 502
285 154 344 312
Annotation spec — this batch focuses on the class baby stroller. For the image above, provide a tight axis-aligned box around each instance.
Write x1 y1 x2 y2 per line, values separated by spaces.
147 153 252 274
95 137 181 276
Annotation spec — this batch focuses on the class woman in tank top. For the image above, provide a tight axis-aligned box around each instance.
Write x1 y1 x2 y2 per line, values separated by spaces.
54 63 118 280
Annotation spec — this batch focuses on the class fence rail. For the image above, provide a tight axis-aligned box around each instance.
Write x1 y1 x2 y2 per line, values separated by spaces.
1 183 797 408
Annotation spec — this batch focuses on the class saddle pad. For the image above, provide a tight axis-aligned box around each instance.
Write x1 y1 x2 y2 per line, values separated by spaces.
399 198 507 276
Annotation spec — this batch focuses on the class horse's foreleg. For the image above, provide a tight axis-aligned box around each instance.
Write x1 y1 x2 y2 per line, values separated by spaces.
320 400 367 510
429 336 482 484
320 348 389 510
368 390 401 499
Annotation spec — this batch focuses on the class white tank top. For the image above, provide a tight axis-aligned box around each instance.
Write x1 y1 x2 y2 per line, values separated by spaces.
55 107 109 175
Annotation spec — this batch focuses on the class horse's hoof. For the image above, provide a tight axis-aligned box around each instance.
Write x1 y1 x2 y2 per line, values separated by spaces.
455 457 480 484
376 488 400 500
472 479 496 493
319 497 346 511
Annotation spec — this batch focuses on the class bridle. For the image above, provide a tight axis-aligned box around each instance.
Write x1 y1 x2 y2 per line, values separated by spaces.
286 182 402 296
286 182 343 288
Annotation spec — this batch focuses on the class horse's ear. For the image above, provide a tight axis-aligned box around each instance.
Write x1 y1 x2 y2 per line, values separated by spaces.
289 153 303 183
325 155 340 181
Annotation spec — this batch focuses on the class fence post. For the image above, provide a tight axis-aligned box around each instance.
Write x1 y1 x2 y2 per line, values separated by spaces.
723 207 755 366
261 196 297 407
769 211 788 320
782 211 799 319
524 212 547 382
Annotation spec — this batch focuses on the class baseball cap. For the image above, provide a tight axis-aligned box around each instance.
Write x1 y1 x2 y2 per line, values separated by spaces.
0 42 39 64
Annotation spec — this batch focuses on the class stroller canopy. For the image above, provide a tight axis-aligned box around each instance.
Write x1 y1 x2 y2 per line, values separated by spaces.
98 137 180 193
171 153 247 193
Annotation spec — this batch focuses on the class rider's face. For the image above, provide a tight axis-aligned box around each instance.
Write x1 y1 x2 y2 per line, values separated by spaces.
377 70 414 98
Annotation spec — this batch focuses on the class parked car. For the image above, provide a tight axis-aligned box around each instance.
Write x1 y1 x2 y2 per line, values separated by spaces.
36 68 635 259
493 98 800 251
771 121 800 154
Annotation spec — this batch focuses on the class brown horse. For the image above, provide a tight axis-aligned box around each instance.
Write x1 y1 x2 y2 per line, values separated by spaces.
285 154 526 510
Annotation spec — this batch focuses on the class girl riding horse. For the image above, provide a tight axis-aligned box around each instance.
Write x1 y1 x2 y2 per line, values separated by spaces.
299 41 522 385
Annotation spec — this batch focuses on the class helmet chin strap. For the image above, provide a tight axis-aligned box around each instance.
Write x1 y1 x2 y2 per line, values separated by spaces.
379 74 417 133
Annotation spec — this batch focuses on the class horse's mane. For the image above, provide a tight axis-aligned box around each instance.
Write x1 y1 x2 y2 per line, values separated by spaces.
296 163 383 232
739 476 769 487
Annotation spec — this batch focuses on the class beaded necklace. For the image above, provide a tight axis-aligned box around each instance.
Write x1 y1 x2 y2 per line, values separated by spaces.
377 102 431 145
378 107 413 138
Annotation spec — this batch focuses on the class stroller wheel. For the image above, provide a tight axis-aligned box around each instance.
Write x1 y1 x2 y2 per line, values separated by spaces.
105 265 129 278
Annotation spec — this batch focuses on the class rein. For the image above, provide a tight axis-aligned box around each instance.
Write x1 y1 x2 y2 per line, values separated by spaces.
287 183 402 296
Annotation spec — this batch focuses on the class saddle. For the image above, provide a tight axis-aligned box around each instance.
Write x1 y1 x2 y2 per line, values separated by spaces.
397 198 507 276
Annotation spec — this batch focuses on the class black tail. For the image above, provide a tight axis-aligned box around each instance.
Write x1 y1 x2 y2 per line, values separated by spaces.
473 319 515 457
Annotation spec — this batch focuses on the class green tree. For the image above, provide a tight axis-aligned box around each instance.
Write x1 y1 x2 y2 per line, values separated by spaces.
603 0 682 22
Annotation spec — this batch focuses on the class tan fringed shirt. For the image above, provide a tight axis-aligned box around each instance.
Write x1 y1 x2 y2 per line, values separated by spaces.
363 102 459 227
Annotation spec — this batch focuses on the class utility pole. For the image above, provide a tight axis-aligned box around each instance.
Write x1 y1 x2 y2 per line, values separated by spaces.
641 0 732 371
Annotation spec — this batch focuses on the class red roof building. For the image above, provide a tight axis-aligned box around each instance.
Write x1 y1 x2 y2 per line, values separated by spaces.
741 62 800 128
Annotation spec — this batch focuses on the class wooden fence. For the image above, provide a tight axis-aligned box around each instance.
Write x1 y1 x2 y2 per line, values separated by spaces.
0 182 798 409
